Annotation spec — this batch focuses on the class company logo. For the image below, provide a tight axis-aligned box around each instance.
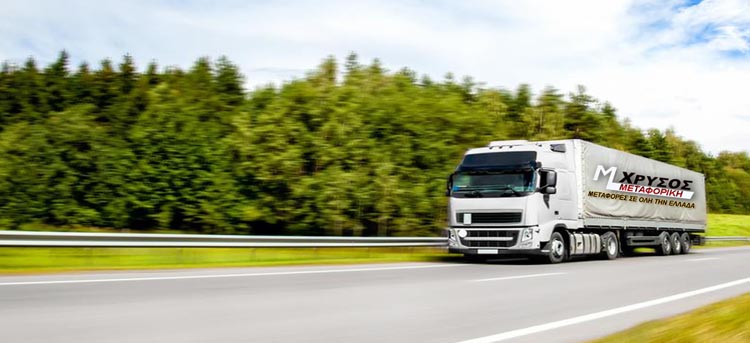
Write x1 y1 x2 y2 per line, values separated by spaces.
593 165 694 200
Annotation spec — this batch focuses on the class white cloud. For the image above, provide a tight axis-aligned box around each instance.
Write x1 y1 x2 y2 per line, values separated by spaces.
0 0 748 154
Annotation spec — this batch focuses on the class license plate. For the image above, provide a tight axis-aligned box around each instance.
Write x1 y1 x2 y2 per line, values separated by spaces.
477 249 498 255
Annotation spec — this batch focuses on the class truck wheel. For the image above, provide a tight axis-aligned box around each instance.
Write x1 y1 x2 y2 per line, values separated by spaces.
656 232 672 256
680 233 691 254
670 232 682 255
600 232 618 260
544 232 567 264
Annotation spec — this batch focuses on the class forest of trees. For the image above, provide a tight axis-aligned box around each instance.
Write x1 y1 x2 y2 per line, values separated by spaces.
0 51 748 236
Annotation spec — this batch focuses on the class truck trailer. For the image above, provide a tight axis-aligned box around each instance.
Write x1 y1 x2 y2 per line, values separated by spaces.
446 139 706 263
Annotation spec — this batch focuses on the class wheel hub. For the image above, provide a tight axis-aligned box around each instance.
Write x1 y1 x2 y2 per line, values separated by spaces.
552 240 564 257
607 239 617 255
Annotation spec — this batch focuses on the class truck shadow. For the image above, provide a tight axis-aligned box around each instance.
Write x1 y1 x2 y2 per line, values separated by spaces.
433 255 545 265
433 250 663 265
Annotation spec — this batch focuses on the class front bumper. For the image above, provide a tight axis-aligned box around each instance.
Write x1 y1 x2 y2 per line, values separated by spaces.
448 247 548 256
446 227 543 255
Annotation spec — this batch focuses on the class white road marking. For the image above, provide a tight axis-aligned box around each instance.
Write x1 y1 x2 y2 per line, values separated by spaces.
686 257 719 262
0 264 462 287
457 276 750 343
471 272 565 282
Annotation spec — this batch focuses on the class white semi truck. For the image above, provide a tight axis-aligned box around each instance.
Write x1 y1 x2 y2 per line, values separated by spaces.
446 139 706 263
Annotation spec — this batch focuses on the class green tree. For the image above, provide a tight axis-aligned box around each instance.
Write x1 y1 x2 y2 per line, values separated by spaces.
0 51 748 234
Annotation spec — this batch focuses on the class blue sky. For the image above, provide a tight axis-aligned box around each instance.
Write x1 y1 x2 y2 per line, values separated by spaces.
1 0 749 153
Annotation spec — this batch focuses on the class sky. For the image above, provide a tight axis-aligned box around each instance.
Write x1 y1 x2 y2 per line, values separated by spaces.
1 0 748 154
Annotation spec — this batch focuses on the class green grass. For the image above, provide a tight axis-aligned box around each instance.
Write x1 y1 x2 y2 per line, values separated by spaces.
589 293 750 343
0 247 454 274
698 213 750 248
706 213 750 236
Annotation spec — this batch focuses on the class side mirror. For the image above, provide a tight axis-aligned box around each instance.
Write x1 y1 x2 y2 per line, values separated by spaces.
445 174 453 196
538 169 558 194
546 171 557 188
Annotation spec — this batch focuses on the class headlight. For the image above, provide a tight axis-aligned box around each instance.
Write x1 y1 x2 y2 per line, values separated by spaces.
447 229 459 247
521 228 533 242
458 229 468 238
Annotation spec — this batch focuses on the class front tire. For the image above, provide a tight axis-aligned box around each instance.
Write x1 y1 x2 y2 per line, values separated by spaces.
544 232 567 264
656 232 672 256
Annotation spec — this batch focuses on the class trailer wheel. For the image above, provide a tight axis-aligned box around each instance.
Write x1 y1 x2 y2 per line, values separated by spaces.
670 232 682 255
544 232 567 264
679 233 691 254
600 232 619 260
656 232 672 256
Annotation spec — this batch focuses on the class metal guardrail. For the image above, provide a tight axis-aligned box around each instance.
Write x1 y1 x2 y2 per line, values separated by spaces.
0 230 747 248
704 236 750 242
0 230 447 248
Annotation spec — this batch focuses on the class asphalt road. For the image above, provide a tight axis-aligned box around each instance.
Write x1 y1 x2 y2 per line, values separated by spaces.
1 246 749 343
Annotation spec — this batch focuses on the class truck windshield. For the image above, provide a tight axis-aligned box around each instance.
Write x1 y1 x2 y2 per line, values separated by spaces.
452 169 535 197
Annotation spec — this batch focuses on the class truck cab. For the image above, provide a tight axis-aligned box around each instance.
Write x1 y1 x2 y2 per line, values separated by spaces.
446 140 577 262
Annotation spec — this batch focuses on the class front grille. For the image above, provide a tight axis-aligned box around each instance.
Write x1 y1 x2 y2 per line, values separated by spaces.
466 230 514 238
460 230 518 248
461 240 512 248
456 212 522 224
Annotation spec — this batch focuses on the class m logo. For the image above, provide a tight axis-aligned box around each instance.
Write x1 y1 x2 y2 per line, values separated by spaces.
593 165 617 183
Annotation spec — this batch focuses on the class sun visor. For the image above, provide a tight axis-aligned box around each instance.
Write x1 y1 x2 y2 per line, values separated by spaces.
457 151 537 171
